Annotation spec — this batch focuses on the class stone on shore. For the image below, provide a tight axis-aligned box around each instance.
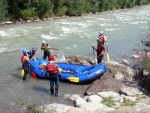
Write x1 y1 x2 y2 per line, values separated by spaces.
38 55 150 113
85 77 124 95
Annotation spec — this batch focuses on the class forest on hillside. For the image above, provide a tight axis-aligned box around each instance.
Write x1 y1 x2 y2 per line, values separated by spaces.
0 0 150 22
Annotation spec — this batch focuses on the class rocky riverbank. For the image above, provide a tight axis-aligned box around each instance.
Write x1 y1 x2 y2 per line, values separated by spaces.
33 55 150 113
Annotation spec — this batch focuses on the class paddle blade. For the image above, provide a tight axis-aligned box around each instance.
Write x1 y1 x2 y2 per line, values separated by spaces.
68 76 79 83
20 69 24 76
107 53 110 62
31 72 37 79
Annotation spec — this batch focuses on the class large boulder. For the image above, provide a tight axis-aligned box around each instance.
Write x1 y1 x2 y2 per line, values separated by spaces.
66 55 95 65
85 76 124 95
104 61 135 81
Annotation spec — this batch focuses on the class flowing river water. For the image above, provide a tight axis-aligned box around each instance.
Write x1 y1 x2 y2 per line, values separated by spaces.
0 5 150 112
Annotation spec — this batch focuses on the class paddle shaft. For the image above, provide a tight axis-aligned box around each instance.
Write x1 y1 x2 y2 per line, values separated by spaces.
93 47 96 64
106 45 110 61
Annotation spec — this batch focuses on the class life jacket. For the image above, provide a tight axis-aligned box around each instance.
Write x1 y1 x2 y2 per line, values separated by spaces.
41 44 49 52
21 55 29 64
98 35 107 44
21 55 25 64
46 63 58 74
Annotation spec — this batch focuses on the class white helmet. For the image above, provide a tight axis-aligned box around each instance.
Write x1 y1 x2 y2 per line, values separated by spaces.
42 40 45 43
100 31 103 34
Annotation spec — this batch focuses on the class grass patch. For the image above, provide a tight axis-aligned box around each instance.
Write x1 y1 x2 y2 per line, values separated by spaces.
101 97 116 107
122 99 136 106
27 104 43 113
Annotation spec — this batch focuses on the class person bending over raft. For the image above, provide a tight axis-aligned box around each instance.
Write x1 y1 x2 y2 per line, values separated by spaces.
21 49 30 80
39 41 59 60
27 48 37 61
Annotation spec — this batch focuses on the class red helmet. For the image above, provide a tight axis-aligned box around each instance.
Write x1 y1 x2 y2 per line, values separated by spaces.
49 55 54 61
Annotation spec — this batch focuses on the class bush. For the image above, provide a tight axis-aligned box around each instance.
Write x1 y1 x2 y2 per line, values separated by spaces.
55 6 68 16
35 0 53 19
19 7 38 20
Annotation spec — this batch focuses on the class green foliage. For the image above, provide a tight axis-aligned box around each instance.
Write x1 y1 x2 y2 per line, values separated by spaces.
0 0 8 21
35 0 53 18
87 0 100 13
27 104 43 113
102 97 116 107
2 0 150 21
122 99 136 106
19 7 38 20
55 6 68 16
66 0 86 16
52 0 68 16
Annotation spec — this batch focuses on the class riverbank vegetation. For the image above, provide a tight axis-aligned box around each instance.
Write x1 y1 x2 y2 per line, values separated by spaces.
0 0 150 22
134 21 150 91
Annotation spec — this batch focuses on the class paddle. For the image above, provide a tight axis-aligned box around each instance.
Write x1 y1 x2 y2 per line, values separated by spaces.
106 45 110 62
92 46 96 64
68 76 79 83
51 48 59 50
20 69 24 77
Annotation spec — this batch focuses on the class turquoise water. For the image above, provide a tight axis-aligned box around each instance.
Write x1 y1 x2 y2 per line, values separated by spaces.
0 5 150 112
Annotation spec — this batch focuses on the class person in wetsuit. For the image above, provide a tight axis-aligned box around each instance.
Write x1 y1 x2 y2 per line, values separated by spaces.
21 49 30 80
39 41 59 60
92 39 105 64
27 48 37 61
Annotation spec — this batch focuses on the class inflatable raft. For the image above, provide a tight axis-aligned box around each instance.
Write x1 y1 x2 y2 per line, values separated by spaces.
30 58 107 84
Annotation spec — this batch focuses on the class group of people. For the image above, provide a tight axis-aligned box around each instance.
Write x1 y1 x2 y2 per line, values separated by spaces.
21 41 60 96
92 31 107 64
20 31 107 96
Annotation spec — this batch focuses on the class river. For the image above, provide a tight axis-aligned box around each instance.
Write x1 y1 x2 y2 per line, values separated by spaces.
0 5 150 112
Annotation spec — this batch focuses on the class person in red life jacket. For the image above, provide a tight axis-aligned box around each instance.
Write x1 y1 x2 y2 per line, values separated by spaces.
92 39 105 64
27 48 37 61
39 41 59 60
21 48 30 80
43 55 61 96
97 31 107 45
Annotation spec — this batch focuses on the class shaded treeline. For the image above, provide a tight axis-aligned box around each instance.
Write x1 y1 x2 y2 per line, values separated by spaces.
0 0 150 21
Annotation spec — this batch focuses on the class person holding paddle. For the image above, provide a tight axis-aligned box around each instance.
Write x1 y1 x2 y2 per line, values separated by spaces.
92 39 105 64
97 31 110 62
39 41 59 60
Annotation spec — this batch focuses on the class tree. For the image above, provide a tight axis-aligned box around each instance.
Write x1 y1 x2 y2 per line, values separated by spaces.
52 0 68 16
2 0 150 21
99 0 109 12
35 0 53 18
87 0 100 13
0 0 8 21
65 0 86 16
